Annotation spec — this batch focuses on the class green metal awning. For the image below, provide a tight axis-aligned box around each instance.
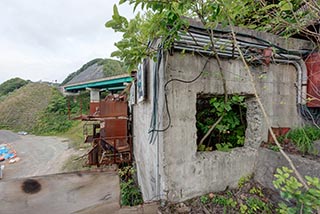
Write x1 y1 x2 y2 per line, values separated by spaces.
64 76 132 92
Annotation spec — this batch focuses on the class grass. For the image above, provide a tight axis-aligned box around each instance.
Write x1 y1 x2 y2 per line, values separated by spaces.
285 125 320 155
60 120 92 172
0 82 53 132
59 120 90 149
61 154 92 172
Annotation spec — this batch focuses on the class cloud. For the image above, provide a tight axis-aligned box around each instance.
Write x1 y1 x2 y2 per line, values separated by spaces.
0 0 134 84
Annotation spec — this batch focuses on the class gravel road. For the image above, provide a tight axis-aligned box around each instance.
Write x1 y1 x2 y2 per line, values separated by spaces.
0 130 74 180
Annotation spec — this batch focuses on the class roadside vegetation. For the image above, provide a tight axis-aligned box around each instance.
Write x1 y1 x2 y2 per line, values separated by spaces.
119 165 143 206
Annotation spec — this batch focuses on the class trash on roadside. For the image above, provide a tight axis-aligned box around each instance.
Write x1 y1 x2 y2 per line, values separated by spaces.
9 157 20 164
18 131 28 135
0 144 17 163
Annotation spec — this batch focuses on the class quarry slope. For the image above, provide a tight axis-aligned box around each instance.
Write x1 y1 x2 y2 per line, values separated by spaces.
0 82 53 131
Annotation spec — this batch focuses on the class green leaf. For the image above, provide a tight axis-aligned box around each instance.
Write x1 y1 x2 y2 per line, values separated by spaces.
113 4 119 17
279 2 292 11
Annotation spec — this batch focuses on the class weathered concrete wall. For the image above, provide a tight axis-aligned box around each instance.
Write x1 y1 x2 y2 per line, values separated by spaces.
0 171 120 214
255 148 320 191
161 51 301 201
132 56 166 201
134 51 303 202
162 54 264 201
133 28 312 202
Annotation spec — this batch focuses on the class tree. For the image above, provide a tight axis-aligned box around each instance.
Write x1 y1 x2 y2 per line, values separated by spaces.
106 0 319 70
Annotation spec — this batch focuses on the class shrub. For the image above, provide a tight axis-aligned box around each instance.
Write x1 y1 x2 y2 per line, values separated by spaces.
33 88 73 135
0 77 29 97
119 166 143 206
196 94 247 151
273 167 320 213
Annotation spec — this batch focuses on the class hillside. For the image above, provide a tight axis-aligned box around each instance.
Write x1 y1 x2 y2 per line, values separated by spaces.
0 77 29 100
62 58 127 85
0 82 53 131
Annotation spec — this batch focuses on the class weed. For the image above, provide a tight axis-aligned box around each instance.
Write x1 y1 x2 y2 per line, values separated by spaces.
249 187 264 197
200 195 209 204
238 174 253 188
119 166 143 206
273 166 320 213
285 126 320 155
239 204 248 214
269 145 280 152
212 195 237 214
245 197 272 214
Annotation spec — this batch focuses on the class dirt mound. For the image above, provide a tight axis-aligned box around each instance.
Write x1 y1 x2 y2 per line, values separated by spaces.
0 83 54 132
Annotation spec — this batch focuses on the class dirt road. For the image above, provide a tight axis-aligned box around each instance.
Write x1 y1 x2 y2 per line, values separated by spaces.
0 130 74 180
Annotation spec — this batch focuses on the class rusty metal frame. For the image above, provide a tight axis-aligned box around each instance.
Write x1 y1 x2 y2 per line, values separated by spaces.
75 94 132 166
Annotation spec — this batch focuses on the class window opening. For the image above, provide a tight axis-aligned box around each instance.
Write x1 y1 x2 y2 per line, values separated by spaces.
196 94 247 152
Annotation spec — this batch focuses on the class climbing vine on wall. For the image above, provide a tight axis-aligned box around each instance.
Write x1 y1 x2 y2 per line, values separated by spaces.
197 94 247 152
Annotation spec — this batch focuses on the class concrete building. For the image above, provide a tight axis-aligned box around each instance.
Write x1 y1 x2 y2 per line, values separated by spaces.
130 21 314 202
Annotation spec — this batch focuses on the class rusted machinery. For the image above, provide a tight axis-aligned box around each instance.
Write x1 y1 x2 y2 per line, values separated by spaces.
79 94 132 166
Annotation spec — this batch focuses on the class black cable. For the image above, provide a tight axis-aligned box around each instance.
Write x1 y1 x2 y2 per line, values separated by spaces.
148 45 162 144
149 55 212 133
187 26 310 56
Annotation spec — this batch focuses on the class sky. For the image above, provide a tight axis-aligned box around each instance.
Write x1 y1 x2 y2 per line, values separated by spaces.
0 0 135 84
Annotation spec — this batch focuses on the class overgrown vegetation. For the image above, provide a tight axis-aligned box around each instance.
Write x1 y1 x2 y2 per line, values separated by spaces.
274 166 320 213
285 126 320 155
160 174 277 213
0 77 29 98
33 89 90 135
33 88 73 135
197 94 247 152
119 165 143 206
98 58 127 77
106 0 319 70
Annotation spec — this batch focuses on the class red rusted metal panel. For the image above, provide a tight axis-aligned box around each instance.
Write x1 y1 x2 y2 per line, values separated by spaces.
105 119 127 137
306 53 320 107
90 102 100 115
268 127 290 143
99 100 127 117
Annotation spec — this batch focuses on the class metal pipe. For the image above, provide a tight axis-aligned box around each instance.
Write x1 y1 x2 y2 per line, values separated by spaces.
274 59 308 105
174 43 307 105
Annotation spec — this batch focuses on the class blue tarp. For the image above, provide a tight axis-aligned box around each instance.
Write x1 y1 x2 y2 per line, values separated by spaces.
0 145 15 160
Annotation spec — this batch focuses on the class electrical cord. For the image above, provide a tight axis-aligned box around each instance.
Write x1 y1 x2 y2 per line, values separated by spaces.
147 25 313 142
188 26 309 56
148 55 212 135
